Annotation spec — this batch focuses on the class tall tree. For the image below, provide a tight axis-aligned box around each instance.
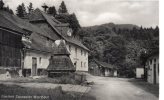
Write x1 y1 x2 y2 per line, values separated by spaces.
16 5 24 17
0 0 4 9
58 1 68 14
21 3 27 16
27 2 33 13
16 3 27 18
47 6 57 16
69 13 81 34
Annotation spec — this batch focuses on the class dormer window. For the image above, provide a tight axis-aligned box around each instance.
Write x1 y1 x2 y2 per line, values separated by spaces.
67 29 73 36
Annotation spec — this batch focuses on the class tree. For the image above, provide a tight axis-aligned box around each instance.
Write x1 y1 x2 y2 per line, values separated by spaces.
47 6 57 16
69 13 81 34
21 3 27 15
0 0 4 9
16 3 27 18
16 5 24 17
154 26 159 37
58 1 68 14
27 2 33 13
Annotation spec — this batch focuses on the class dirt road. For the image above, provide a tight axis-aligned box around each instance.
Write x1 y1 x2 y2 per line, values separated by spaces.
87 75 158 100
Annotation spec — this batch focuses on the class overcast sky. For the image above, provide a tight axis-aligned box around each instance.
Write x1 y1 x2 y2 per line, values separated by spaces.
4 0 159 27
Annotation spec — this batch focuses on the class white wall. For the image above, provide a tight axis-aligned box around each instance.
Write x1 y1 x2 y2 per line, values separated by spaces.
146 55 159 84
24 51 51 70
66 44 88 71
136 68 144 78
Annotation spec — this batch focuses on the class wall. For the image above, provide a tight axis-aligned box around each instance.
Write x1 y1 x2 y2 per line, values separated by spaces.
24 51 51 70
146 55 159 84
66 44 88 71
136 68 144 78
0 28 22 68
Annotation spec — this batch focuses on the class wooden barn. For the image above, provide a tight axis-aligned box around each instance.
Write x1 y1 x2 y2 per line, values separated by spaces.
89 60 117 77
0 10 31 78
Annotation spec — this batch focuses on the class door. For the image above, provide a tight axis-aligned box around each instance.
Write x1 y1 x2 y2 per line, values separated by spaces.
153 64 156 84
32 57 37 76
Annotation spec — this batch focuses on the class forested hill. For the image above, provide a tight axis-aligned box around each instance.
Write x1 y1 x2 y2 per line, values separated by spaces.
79 23 159 77
83 23 139 30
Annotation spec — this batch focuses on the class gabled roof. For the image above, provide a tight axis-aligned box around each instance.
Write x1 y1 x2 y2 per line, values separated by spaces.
28 9 89 51
53 40 70 55
94 60 115 69
47 40 75 71
47 55 75 71
0 10 48 36
23 32 56 53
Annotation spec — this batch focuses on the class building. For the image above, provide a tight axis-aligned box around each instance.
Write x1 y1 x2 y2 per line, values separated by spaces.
145 53 159 84
89 60 117 77
28 9 89 72
22 32 54 77
0 10 34 77
136 67 144 79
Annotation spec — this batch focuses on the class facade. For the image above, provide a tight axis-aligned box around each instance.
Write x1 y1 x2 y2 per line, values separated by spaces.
145 54 159 84
136 67 144 78
66 44 88 71
28 9 89 72
89 60 117 77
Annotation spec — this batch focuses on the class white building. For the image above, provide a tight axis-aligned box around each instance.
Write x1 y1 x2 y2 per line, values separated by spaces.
145 53 159 84
22 8 89 76
136 67 144 78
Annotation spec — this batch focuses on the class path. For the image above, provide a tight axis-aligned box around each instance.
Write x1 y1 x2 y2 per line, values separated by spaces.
87 74 158 100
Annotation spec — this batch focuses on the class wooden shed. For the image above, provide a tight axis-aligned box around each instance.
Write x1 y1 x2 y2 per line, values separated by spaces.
47 40 75 77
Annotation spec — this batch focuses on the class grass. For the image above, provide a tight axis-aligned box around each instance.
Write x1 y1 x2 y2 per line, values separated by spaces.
0 73 86 85
128 79 159 97
0 84 96 100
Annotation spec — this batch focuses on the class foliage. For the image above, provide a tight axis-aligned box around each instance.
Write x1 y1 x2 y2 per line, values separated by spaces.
47 6 57 16
79 23 159 77
27 2 34 13
0 0 13 14
16 3 27 17
0 0 4 9
0 84 96 100
58 1 68 14
55 13 81 34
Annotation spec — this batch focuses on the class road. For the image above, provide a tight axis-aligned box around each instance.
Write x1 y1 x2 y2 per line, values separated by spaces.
87 74 158 100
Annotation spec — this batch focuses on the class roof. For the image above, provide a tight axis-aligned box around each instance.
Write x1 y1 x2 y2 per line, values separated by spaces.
47 55 75 71
94 60 115 69
0 10 48 36
53 40 70 55
23 32 55 53
28 9 89 51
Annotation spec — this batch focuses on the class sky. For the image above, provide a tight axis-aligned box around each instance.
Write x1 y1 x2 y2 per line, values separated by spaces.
3 0 159 28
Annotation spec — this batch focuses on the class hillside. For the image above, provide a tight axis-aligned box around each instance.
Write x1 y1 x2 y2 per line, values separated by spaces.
79 22 159 77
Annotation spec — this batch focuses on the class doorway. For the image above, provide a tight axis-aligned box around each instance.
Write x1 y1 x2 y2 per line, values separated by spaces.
32 57 37 76
153 64 156 84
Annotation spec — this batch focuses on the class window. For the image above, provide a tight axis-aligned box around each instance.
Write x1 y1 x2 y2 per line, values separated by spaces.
74 61 77 67
81 50 83 55
154 59 156 63
69 45 71 52
75 47 77 57
39 57 42 64
150 59 152 65
81 62 83 67
84 51 86 56
84 62 86 67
